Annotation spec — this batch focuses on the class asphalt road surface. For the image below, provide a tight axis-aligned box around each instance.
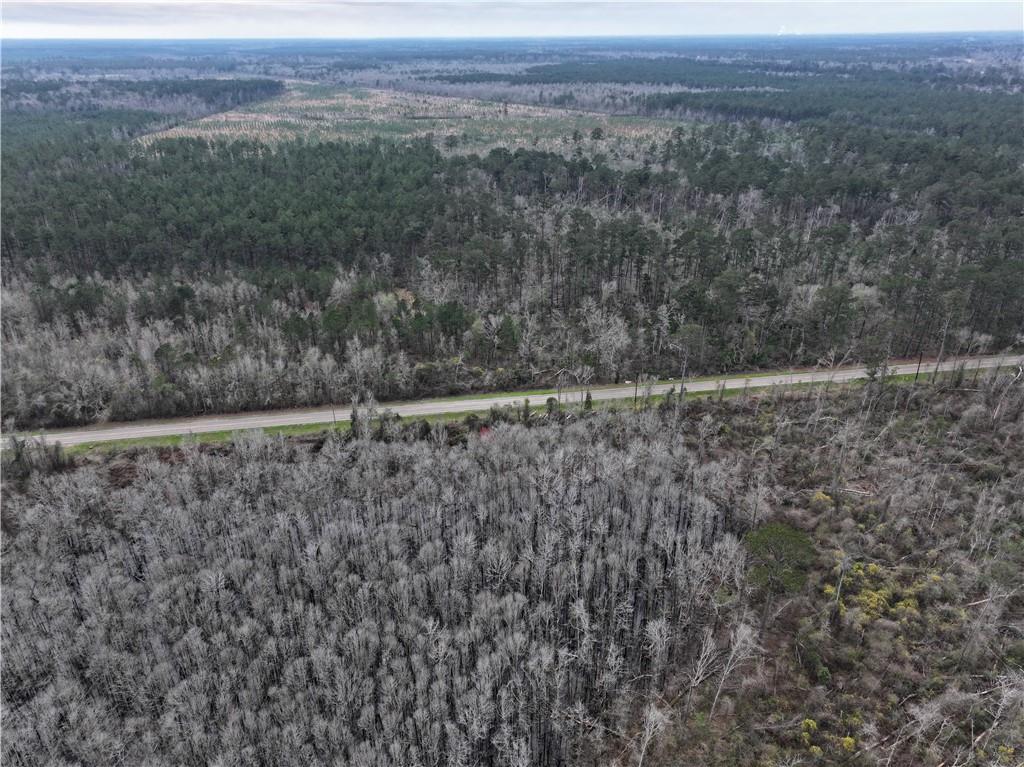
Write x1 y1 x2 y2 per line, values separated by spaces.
16 355 1022 448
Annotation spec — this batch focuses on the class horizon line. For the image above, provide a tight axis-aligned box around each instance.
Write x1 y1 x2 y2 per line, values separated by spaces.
4 29 1019 41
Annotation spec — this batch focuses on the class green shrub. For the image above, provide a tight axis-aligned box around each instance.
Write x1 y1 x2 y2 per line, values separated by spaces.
746 522 816 595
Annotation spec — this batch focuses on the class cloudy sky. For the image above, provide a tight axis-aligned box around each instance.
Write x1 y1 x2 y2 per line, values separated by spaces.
3 1 1021 39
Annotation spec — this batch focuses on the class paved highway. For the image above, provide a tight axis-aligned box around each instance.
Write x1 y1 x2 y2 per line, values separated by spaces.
15 355 1022 448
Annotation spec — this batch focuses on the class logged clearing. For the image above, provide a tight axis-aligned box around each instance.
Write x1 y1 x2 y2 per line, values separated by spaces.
143 81 675 158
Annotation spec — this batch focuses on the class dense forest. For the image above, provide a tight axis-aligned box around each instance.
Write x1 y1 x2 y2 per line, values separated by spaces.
431 56 1024 133
2 35 1023 767
2 77 284 114
2 36 1022 429
4 372 1023 765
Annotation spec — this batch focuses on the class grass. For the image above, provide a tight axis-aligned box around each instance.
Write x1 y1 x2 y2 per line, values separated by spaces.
64 407 473 455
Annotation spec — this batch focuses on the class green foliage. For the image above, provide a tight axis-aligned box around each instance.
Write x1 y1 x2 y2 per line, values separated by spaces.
3 36 1022 437
745 522 816 595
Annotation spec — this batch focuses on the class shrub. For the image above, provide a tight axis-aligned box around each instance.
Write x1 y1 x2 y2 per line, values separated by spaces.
746 522 816 596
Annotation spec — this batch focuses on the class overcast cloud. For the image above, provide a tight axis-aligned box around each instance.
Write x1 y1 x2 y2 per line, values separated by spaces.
2 1 1021 39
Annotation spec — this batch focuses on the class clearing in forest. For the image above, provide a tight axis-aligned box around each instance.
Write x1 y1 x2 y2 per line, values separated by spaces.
142 81 674 159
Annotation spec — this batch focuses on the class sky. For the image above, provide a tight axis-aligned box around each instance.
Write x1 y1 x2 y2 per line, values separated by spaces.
2 1 1021 40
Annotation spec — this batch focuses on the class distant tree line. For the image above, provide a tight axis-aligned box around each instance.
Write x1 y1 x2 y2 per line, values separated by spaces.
2 78 284 113
0 78 284 149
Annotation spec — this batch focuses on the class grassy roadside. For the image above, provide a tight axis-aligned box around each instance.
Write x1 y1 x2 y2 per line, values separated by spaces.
13 373 714 441
19 360 856 442
56 367 987 455
18 356 997 444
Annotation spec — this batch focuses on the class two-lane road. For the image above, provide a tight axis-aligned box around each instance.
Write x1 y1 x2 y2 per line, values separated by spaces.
14 355 1021 448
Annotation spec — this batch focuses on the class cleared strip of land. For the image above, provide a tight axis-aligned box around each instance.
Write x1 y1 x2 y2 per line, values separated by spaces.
142 83 673 156
13 355 1019 449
